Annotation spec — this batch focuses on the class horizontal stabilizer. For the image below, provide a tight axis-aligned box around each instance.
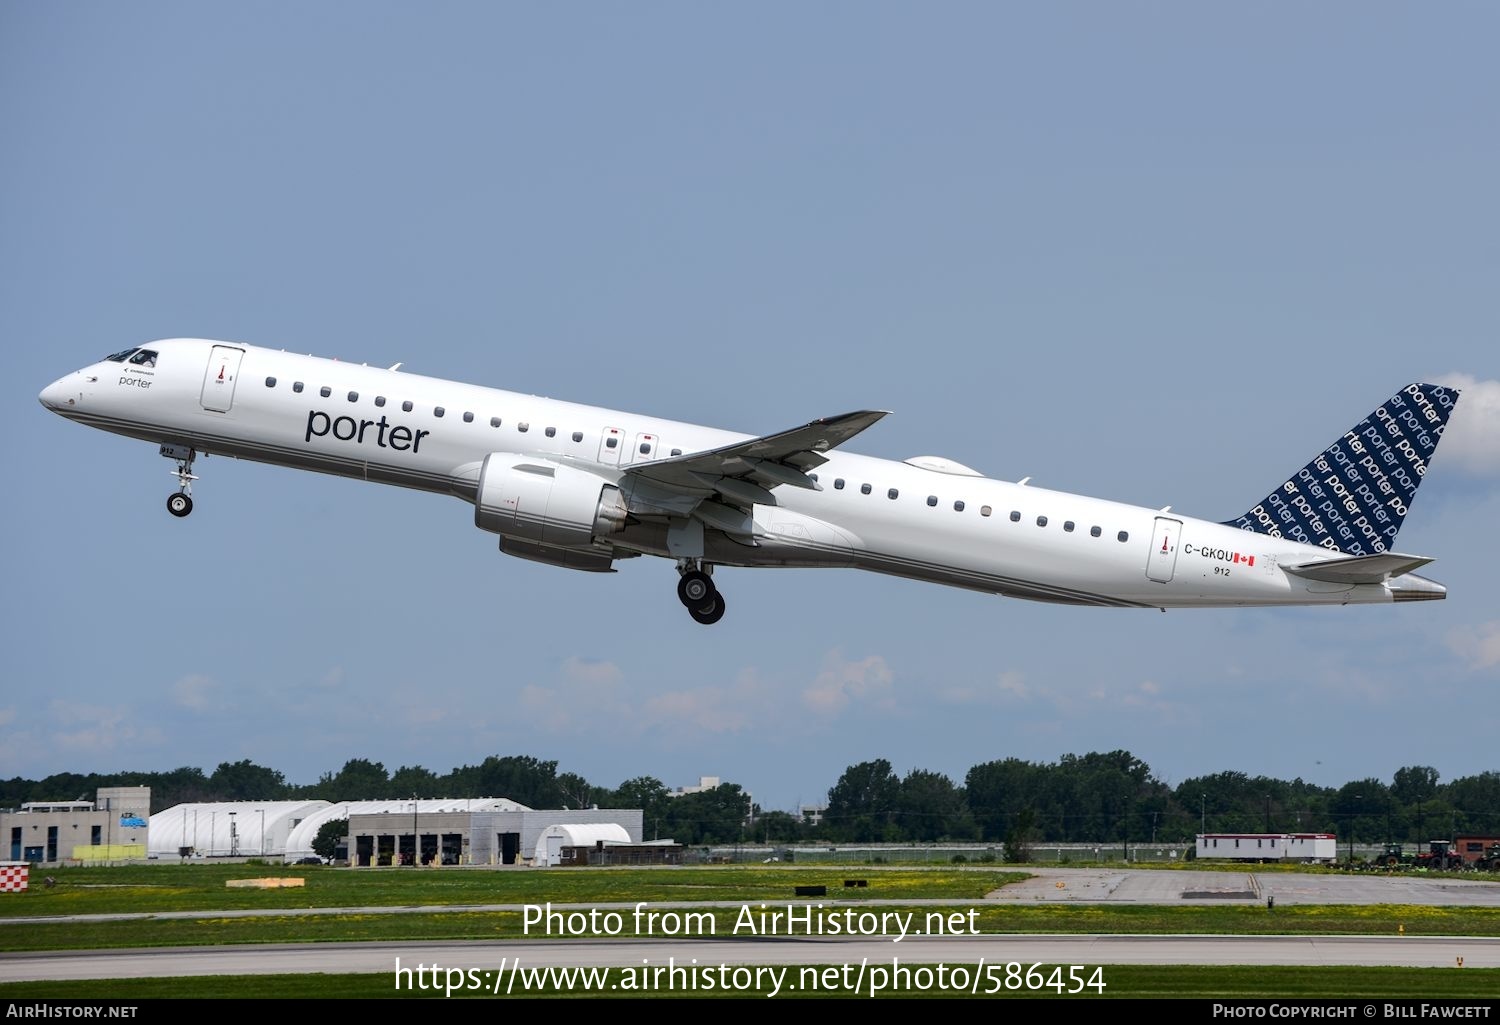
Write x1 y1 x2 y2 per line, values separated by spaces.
1282 552 1434 585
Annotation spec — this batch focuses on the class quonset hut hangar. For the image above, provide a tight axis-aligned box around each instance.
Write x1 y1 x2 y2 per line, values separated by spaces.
145 798 643 866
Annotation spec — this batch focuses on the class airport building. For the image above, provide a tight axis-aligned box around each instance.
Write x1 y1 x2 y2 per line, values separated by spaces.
148 800 332 859
2 787 151 864
144 798 644 866
346 803 643 866
7 790 645 867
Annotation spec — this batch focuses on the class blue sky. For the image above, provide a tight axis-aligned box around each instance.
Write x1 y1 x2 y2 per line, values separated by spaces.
4 3 1497 813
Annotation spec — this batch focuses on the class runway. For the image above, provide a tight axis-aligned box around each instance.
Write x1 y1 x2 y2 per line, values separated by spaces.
4 933 1498 984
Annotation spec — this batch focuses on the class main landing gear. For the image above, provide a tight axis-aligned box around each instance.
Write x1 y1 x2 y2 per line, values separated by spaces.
162 444 198 518
676 561 725 625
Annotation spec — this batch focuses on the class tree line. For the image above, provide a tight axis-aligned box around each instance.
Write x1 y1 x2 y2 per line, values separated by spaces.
2 752 1496 848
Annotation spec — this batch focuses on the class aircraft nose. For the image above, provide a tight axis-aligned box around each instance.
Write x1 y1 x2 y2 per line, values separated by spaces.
39 375 78 411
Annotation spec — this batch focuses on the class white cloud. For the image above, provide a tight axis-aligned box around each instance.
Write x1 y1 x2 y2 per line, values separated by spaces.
801 650 894 714
643 668 766 734
515 657 630 732
1445 620 1500 672
1431 374 1500 476
560 656 624 686
1119 679 1165 707
1311 665 1392 703
46 700 162 754
517 661 773 738
938 669 1027 704
997 670 1027 698
172 674 221 711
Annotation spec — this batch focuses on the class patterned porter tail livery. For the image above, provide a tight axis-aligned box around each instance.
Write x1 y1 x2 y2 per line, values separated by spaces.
1226 383 1458 554
1222 382 1458 596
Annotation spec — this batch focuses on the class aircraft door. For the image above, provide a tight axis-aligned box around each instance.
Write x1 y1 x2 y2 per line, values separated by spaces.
598 427 624 465
1147 516 1183 583
629 432 658 464
200 345 245 413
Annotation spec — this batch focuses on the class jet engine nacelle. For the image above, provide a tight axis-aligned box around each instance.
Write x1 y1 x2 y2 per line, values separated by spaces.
474 455 628 549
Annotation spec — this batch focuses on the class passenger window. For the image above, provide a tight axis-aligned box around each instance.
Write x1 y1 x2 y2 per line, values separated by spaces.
434 407 445 418
265 377 277 388
926 496 938 507
861 484 872 495
518 422 529 433
604 435 615 447
546 427 557 438
1009 511 1021 522
293 382 304 393
572 431 583 442
834 479 845 490
1118 531 1129 542
954 500 965 512
320 386 332 398
1091 526 1102 537
463 412 474 423
888 488 899 500
402 400 413 412
491 417 502 428
670 448 682 456
348 391 358 402
980 505 992 517
375 396 386 408
1063 521 1075 532
1036 516 1048 527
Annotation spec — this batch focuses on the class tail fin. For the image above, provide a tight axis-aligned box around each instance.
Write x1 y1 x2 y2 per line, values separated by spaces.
1223 383 1459 555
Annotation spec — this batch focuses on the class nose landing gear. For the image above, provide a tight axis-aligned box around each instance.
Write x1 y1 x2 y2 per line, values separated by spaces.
162 444 198 518
677 562 726 624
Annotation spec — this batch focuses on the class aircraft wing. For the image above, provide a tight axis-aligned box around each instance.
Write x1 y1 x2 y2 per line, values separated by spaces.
618 410 888 537
623 410 888 498
1281 552 1435 585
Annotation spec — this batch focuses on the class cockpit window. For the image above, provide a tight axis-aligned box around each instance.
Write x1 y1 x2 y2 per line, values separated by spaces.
104 347 138 363
128 349 158 368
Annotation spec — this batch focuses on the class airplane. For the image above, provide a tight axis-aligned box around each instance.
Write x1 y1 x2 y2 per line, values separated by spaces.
40 338 1459 624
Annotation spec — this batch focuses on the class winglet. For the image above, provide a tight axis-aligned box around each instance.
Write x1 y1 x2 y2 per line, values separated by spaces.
1223 383 1459 556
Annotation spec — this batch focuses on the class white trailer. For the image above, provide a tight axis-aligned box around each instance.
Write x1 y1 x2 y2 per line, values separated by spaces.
1196 833 1337 864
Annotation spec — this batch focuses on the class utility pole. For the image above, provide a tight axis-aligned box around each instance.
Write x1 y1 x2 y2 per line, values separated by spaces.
1348 795 1362 864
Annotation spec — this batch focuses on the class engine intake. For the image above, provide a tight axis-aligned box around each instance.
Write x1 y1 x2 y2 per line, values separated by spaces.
474 455 628 549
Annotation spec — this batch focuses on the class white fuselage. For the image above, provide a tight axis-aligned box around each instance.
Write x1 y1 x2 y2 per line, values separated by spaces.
40 338 1432 609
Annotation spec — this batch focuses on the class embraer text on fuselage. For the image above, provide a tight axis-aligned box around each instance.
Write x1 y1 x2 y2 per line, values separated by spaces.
304 410 430 453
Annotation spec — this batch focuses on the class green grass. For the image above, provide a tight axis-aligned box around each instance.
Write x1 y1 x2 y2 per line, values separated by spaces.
0 863 1020 918
3 863 1496 1000
2 965 1497 999
3 903 1497 952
